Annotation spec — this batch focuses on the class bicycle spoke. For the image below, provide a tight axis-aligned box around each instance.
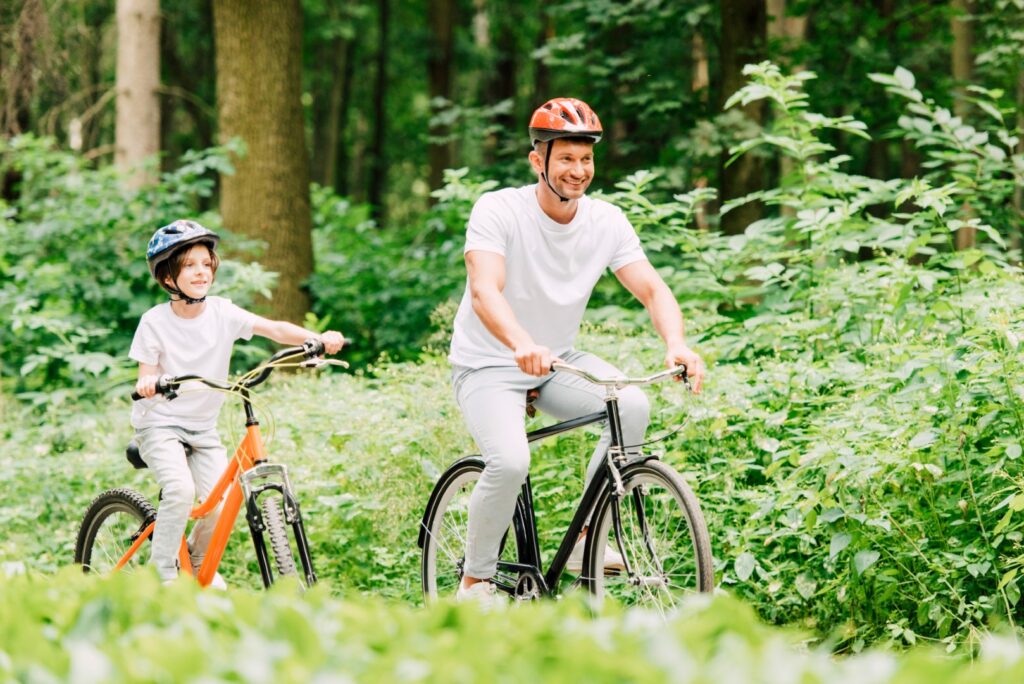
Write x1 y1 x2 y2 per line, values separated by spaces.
590 463 710 615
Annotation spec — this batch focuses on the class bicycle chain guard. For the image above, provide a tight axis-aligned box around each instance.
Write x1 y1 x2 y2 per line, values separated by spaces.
514 569 546 601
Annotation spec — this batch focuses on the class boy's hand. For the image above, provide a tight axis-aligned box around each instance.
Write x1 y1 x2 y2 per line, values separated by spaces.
320 331 345 355
135 374 161 398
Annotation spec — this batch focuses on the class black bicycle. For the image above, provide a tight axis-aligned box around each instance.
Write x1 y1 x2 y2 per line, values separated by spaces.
418 361 713 614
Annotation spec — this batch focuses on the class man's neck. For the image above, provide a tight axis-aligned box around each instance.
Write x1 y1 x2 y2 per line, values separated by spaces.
534 183 579 224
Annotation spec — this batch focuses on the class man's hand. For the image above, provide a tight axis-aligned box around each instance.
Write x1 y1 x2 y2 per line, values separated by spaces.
320 330 345 355
666 343 704 393
135 374 161 399
515 343 555 377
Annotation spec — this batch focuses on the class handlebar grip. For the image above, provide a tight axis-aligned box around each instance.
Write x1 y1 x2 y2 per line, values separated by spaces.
302 337 351 357
303 338 326 357
130 376 174 401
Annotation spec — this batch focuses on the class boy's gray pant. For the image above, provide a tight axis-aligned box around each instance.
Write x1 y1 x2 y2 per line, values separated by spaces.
135 425 228 581
452 350 650 580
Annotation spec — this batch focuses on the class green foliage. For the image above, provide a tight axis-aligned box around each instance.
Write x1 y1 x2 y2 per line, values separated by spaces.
308 169 496 365
3 572 1023 683
0 136 274 405
595 62 1024 649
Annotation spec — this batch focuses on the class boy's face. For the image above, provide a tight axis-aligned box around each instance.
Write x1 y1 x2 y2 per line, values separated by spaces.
166 244 214 300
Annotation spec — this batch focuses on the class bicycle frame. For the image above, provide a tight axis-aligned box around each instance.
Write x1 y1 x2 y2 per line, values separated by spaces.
115 345 324 588
496 386 658 595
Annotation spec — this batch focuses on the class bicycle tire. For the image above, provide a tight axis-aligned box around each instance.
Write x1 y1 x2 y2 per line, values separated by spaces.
261 493 298 579
584 459 712 615
420 457 529 601
74 488 157 574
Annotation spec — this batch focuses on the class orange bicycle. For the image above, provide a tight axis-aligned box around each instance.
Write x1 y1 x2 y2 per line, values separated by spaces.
73 339 341 588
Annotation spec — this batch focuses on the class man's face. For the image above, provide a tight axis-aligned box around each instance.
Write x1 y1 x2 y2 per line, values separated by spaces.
531 139 595 200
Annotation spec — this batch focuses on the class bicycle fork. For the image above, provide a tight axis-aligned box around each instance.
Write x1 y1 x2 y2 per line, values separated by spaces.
240 463 317 588
606 449 668 588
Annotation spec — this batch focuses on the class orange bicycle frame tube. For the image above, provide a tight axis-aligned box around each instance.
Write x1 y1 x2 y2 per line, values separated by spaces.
114 424 268 584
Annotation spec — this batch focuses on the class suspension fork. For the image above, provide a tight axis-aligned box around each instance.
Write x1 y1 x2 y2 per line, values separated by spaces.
241 463 318 587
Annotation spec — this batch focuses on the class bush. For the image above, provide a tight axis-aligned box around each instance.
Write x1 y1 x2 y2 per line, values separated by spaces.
596 63 1024 648
0 136 274 406
1 571 1023 682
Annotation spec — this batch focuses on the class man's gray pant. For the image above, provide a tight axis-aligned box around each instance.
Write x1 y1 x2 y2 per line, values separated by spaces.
452 350 650 580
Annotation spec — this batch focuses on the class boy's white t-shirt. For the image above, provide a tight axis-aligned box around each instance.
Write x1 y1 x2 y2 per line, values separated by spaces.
449 184 647 369
129 296 257 430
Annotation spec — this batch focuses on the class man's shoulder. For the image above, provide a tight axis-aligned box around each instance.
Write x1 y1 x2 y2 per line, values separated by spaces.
585 195 627 219
475 184 533 208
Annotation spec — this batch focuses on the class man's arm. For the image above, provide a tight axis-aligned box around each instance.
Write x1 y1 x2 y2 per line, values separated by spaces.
614 260 704 392
466 250 554 376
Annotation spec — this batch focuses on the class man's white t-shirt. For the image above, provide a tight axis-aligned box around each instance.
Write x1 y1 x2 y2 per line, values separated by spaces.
449 184 647 369
129 296 257 430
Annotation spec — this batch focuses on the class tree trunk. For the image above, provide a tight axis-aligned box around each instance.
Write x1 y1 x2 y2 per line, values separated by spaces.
951 0 975 250
533 13 554 100
692 32 710 96
313 35 352 192
367 0 389 221
115 0 161 187
767 0 807 216
2 0 47 136
335 38 357 196
427 0 456 196
718 0 767 235
213 0 313 322
1015 70 1023 231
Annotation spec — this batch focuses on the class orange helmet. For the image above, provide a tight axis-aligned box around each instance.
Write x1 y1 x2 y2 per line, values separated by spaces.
528 98 603 145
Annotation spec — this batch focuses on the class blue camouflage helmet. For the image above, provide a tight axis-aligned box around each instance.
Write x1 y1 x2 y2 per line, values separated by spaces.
146 220 220 279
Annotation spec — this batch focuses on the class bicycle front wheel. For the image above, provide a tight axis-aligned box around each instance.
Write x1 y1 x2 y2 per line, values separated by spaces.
260 493 298 579
74 488 157 574
420 457 530 601
585 460 712 615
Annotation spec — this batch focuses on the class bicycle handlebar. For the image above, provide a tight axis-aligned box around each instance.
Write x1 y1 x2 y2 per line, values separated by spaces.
550 362 688 389
131 338 333 401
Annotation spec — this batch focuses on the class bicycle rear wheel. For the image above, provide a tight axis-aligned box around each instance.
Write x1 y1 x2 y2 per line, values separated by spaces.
420 457 530 601
74 488 157 574
585 459 712 616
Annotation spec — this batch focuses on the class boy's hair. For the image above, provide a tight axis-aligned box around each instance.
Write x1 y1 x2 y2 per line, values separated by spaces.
155 240 220 293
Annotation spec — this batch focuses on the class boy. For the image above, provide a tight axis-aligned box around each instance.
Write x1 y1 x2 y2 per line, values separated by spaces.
132 219 344 585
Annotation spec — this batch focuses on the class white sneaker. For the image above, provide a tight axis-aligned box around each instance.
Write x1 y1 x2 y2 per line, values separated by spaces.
566 536 626 575
209 572 228 591
455 580 506 608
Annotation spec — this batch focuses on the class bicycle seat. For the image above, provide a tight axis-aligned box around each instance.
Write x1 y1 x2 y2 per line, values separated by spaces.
125 440 194 469
525 388 541 418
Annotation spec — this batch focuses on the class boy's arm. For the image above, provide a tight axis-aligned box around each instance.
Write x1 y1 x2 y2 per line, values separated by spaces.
135 362 162 398
251 317 346 354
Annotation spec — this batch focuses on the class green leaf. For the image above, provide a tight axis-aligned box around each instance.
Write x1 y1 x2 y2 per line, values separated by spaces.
908 430 938 450
829 533 852 560
735 552 756 581
894 66 916 90
795 573 817 600
854 550 880 575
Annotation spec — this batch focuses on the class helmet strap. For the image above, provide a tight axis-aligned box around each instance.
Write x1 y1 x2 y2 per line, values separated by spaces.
166 275 207 305
542 141 571 203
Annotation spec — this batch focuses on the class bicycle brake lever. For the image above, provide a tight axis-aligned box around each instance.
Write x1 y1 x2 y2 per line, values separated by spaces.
299 358 350 369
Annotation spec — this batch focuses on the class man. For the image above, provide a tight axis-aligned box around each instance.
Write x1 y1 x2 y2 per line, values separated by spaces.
449 97 705 604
